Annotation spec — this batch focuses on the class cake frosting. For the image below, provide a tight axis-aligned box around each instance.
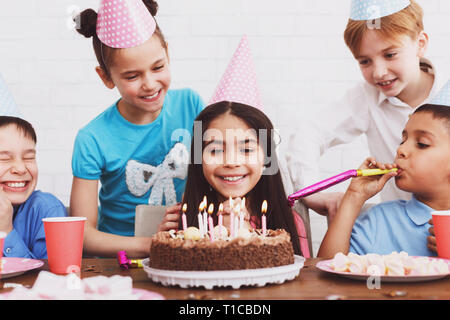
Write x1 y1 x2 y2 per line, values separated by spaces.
149 227 295 271
330 252 449 276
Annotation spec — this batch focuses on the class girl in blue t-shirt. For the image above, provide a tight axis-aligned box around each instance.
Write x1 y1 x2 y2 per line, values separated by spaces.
70 0 204 258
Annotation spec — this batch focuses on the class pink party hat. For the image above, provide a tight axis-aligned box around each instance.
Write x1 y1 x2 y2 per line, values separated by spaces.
209 35 263 110
96 0 156 49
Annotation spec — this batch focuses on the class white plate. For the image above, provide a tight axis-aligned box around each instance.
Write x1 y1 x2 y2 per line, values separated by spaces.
143 255 305 290
316 257 450 283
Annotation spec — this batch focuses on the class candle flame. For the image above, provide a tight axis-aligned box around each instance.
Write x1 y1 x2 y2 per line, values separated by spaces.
182 203 187 213
203 195 207 207
229 196 233 209
219 203 224 213
241 197 246 208
262 200 267 214
199 201 205 211
208 203 214 215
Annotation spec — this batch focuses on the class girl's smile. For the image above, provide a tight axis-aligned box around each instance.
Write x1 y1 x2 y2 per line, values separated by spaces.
202 113 265 200
140 89 161 102
96 34 171 125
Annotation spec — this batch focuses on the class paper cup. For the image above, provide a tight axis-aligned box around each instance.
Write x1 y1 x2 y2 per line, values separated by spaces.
0 231 6 272
42 217 87 274
431 210 450 259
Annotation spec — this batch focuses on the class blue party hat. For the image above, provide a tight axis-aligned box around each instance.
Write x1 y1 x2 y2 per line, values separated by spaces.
431 80 450 107
0 73 21 117
350 0 410 20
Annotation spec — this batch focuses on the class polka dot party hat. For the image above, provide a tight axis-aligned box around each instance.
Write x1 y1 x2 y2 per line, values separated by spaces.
350 0 410 20
96 0 156 48
0 73 21 117
431 80 450 107
209 35 263 110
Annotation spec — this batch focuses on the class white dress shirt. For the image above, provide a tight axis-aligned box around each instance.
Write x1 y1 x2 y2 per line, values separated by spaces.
285 58 444 203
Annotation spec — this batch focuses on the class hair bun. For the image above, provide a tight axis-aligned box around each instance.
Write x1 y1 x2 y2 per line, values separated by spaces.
75 9 98 38
142 0 159 16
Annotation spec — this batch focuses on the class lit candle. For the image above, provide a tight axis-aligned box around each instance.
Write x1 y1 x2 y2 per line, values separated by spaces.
202 196 208 238
229 196 235 238
182 203 187 231
234 215 239 238
261 200 267 237
198 202 205 237
236 202 243 230
208 203 215 241
218 203 224 228
240 197 246 229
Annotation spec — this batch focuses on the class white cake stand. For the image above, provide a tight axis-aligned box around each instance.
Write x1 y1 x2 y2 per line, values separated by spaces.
142 255 305 290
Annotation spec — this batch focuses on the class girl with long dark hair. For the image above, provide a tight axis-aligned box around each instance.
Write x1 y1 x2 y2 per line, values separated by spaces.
180 101 306 256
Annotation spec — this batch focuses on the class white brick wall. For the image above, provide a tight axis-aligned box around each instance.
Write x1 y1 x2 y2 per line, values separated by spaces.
1 0 449 256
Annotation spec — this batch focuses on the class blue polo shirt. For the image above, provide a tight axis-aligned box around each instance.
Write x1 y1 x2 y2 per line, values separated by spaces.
349 196 435 256
3 191 67 259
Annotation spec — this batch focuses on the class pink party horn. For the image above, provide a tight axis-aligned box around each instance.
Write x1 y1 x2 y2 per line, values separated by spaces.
287 168 398 206
117 250 143 270
288 170 357 206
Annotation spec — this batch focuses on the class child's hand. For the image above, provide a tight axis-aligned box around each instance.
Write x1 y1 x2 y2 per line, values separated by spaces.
427 218 437 253
221 197 252 230
302 192 344 222
158 203 182 232
346 157 397 201
0 186 13 233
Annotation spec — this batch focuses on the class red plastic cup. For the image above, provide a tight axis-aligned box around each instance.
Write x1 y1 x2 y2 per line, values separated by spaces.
431 210 450 259
42 217 87 274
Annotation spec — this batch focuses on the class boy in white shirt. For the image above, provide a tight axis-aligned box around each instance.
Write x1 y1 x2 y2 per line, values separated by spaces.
287 0 444 221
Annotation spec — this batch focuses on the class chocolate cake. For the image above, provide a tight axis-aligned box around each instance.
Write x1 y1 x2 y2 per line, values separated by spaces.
149 229 295 271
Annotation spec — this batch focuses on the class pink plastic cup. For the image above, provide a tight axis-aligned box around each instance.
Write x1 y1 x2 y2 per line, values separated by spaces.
0 231 6 272
431 210 450 259
42 217 87 274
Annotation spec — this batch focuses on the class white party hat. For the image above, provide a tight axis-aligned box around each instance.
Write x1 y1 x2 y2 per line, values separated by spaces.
350 0 410 20
0 73 21 117
431 80 450 107
96 0 156 49
209 35 263 110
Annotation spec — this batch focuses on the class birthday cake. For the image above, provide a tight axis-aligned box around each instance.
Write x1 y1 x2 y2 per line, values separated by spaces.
149 227 295 271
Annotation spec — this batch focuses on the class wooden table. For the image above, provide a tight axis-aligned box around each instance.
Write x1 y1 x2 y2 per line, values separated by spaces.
1 258 449 300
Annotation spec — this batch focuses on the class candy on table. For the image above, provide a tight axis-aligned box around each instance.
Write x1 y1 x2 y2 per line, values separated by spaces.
331 251 449 276
0 271 142 300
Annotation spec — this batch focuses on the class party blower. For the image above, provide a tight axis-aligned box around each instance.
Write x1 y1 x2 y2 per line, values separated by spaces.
288 168 398 206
